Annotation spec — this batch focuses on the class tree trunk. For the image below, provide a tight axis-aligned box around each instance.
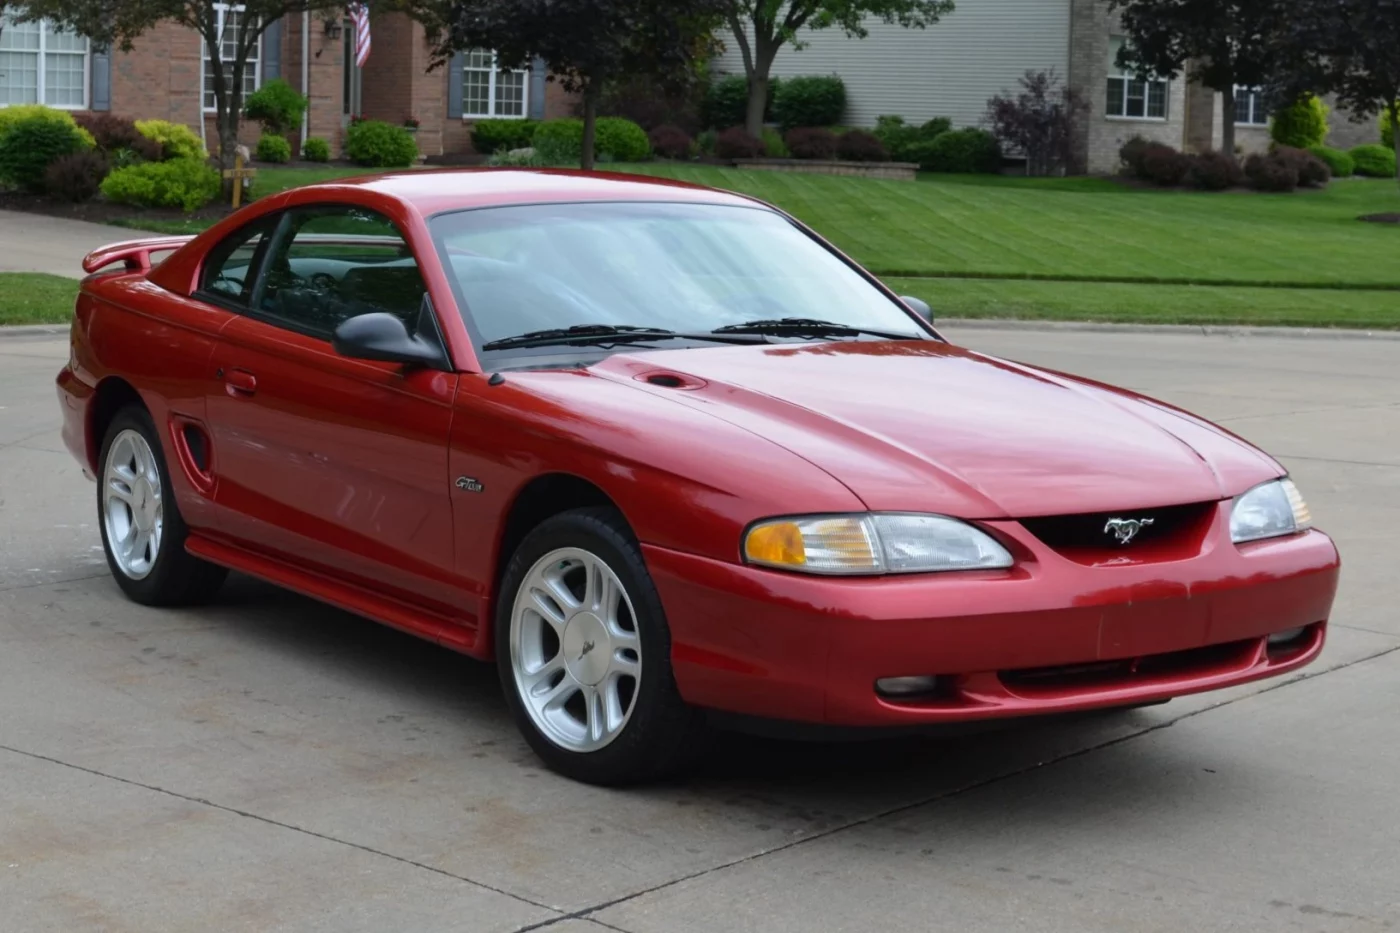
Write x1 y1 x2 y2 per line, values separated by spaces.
581 80 600 171
1219 89 1237 160
744 73 768 139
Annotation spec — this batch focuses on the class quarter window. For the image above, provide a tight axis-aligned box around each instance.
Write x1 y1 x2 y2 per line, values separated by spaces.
200 218 276 305
1233 86 1268 126
202 4 260 112
0 16 89 109
462 49 528 119
1106 37 1168 120
255 206 428 338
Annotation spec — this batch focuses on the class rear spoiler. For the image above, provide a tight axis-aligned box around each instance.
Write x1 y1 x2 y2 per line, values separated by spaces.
82 236 197 274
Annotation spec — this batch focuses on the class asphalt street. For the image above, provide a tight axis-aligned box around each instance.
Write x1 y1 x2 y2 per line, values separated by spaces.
1 324 1397 932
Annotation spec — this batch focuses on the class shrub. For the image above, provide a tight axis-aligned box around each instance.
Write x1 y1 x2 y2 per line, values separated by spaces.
595 117 651 161
760 126 789 158
600 75 704 134
984 69 1086 176
1119 135 1151 176
772 75 846 130
100 159 221 211
1308 145 1354 178
836 129 887 162
44 150 110 202
1383 109 1395 150
1185 150 1243 190
1350 143 1397 178
532 119 584 161
1139 142 1188 186
243 78 307 135
1269 95 1328 150
920 128 1002 173
345 119 417 167
648 124 693 160
135 120 206 161
256 134 292 163
1245 151 1299 192
74 113 143 153
0 112 89 191
715 126 763 160
702 74 778 130
1273 145 1330 187
784 127 838 160
302 136 331 162
695 128 717 156
472 118 539 154
873 114 950 162
0 104 95 149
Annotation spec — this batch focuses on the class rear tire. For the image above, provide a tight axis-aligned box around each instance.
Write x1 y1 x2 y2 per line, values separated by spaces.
97 406 227 606
496 507 707 785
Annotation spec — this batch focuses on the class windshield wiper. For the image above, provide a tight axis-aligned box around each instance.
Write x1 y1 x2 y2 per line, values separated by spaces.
711 317 922 341
481 324 767 352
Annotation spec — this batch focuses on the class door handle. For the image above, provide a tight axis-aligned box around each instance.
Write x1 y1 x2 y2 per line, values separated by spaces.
225 369 258 396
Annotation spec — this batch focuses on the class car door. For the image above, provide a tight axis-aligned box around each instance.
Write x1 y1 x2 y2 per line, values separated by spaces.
205 204 468 621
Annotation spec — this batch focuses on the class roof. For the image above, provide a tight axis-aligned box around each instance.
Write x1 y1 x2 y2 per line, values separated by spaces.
308 167 762 215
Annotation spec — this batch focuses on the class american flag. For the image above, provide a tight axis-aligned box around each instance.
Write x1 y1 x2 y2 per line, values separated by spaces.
349 3 371 67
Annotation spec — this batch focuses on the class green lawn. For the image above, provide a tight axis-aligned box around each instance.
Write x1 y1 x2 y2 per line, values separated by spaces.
0 272 79 326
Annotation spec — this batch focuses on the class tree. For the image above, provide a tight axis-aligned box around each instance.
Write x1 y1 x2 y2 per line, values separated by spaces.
984 70 1086 176
1108 0 1281 158
427 0 723 170
1271 0 1400 185
723 0 955 139
15 0 356 171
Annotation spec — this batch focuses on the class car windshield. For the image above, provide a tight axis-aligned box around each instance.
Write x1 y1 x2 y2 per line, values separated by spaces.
427 201 927 354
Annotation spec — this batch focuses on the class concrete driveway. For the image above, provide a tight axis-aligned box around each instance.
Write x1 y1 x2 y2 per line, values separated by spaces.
1 325 1397 932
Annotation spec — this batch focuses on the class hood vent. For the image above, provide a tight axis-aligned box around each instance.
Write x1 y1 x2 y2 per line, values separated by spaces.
635 370 706 390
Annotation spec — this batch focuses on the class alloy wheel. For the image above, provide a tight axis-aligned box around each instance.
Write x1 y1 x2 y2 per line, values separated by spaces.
102 428 164 580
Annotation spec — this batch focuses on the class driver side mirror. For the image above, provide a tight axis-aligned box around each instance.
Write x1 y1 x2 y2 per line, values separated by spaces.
332 312 448 370
900 296 934 324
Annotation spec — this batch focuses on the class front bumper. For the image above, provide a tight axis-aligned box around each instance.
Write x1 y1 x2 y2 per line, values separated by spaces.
644 506 1340 727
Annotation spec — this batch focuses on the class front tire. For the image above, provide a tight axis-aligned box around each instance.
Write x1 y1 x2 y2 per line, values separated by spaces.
496 507 706 785
97 406 227 606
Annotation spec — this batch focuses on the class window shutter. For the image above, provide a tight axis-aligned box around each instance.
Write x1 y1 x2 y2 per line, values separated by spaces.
529 57 546 120
91 45 112 111
447 52 464 119
262 18 282 80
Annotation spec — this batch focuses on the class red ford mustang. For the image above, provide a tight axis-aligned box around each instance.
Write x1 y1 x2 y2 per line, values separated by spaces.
56 169 1340 784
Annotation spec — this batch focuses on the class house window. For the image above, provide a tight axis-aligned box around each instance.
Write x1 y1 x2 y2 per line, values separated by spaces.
0 17 89 109
1233 86 1268 126
202 4 260 112
462 49 528 119
1106 37 1168 120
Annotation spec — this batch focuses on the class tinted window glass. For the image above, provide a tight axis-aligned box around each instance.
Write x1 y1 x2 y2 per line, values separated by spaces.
200 218 274 303
256 206 427 337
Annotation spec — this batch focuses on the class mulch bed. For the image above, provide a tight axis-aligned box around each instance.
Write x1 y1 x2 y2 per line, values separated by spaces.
1360 213 1400 224
0 191 232 228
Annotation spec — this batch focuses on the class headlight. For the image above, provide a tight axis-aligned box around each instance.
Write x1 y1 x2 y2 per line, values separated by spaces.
1231 479 1312 544
743 513 1013 575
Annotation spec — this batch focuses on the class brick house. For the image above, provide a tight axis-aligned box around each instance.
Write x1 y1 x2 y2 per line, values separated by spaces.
0 7 576 159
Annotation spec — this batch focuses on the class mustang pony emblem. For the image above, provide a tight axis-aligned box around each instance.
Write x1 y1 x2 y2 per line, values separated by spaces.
1103 517 1154 544
578 640 596 660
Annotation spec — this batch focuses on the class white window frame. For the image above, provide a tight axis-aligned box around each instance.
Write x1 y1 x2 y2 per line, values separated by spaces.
0 16 90 110
201 3 261 113
1233 85 1268 126
461 49 530 120
1106 37 1169 122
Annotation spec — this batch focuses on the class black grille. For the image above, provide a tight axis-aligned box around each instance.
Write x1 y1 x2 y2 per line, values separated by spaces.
1019 501 1213 554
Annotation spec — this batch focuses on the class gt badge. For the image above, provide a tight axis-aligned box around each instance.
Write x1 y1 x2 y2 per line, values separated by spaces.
455 476 484 493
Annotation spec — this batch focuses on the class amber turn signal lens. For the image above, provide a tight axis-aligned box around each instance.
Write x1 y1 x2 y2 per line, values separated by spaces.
744 521 807 567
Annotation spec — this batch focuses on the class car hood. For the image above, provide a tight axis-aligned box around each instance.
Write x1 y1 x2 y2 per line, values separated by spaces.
587 340 1283 518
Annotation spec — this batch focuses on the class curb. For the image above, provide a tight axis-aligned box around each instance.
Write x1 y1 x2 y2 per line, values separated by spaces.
0 324 68 339
933 318 1400 340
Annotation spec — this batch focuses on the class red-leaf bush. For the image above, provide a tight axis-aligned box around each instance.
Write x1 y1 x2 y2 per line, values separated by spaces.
714 126 763 160
1139 142 1188 186
648 124 693 160
1273 145 1331 187
784 126 838 159
1245 151 1300 191
44 150 110 201
835 129 888 162
1185 150 1244 190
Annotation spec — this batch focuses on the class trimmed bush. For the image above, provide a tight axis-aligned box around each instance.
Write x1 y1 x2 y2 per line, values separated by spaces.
302 136 331 162
1350 143 1397 178
100 159 221 212
760 126 789 158
0 104 95 149
836 129 888 162
135 120 206 161
44 150 110 202
920 128 1002 173
772 75 846 130
784 127 838 160
595 117 651 161
0 111 89 191
1273 145 1330 187
1119 135 1151 176
1140 142 1188 186
74 113 143 153
695 128 717 156
1245 151 1299 192
345 119 417 167
1270 95 1328 150
1308 145 1354 178
532 118 585 161
873 114 950 162
472 118 539 154
703 75 753 130
715 126 763 160
255 134 292 163
1186 150 1243 190
648 124 693 160
243 78 307 135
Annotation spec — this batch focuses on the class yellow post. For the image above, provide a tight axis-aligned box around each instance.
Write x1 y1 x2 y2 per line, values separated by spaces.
231 152 244 209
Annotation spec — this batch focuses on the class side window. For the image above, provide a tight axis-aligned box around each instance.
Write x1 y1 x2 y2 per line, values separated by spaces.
200 218 275 304
255 206 428 338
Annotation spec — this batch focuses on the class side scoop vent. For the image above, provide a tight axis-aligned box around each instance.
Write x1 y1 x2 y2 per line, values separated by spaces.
634 370 707 390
